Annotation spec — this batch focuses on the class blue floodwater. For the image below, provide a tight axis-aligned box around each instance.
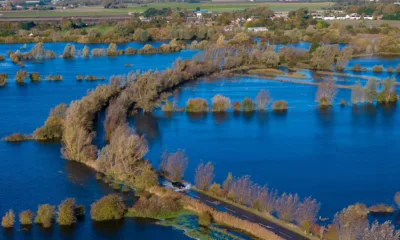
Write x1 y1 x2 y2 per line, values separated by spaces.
0 48 198 239
135 76 400 220
1 42 400 238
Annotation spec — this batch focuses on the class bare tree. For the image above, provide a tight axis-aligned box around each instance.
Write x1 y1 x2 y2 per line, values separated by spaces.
160 149 188 181
295 197 320 231
255 89 271 110
97 124 148 177
195 162 215 191
251 185 277 214
275 193 299 222
228 175 253 205
351 81 364 104
332 204 369 240
362 221 400 240
315 79 337 107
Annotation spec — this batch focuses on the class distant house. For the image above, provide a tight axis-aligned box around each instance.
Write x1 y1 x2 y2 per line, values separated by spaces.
193 10 210 18
247 27 268 32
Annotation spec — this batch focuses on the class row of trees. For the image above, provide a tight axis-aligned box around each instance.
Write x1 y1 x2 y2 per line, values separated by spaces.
163 91 288 113
1 198 84 228
194 162 319 232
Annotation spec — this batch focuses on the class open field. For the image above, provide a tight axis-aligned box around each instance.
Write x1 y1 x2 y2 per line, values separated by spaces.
0 2 332 18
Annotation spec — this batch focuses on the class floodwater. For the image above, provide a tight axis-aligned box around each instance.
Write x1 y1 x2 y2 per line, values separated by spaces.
0 46 198 239
1 42 400 238
136 76 400 220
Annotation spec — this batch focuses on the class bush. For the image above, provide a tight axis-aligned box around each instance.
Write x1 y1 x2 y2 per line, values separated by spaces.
211 94 231 112
272 100 288 111
112 183 121 191
30 72 41 82
121 185 130 193
35 204 55 228
1 210 15 228
232 101 241 112
352 64 364 72
128 195 182 219
90 194 126 221
369 204 394 214
91 48 106 57
198 211 212 226
57 198 77 225
186 98 208 112
107 43 118 56
95 173 103 180
162 100 174 111
76 75 83 81
242 97 255 112
32 103 67 140
19 210 34 225
125 47 137 55
0 73 7 87
15 70 28 83
372 65 384 73
396 64 400 73
388 66 394 73
45 74 63 81
4 133 29 142
339 99 348 107
0 55 5 61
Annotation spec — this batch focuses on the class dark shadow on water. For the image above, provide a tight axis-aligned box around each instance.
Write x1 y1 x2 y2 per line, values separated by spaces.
20 225 33 238
242 111 255 123
92 219 124 235
132 113 161 145
212 112 229 125
37 225 54 238
60 224 76 238
64 160 96 186
162 111 174 119
2 228 14 240
186 112 208 121
255 111 268 126
316 106 334 126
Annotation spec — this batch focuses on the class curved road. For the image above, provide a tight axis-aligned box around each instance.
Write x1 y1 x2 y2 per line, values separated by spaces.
186 190 309 240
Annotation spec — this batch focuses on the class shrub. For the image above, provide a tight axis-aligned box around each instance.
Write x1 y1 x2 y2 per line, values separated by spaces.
19 210 34 225
4 133 29 142
29 72 41 82
388 66 394 73
121 185 130 193
107 43 118 56
44 50 57 59
95 173 103 180
1 210 15 228
272 100 288 111
0 73 7 87
57 198 77 225
91 48 106 57
242 97 255 112
35 204 55 228
0 55 5 61
339 99 348 107
32 103 67 140
369 204 394 214
139 44 156 54
45 75 63 81
352 64 363 72
62 44 76 59
125 47 137 55
372 65 384 73
211 94 231 112
128 195 182 219
198 211 212 226
232 101 241 112
83 45 89 58
162 100 174 111
15 70 28 83
112 183 121 191
90 194 126 221
76 75 83 81
186 98 208 112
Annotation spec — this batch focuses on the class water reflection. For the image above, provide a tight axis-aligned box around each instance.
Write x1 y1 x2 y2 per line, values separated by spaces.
212 112 229 125
132 113 161 145
92 219 125 235
186 112 208 121
64 161 96 186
